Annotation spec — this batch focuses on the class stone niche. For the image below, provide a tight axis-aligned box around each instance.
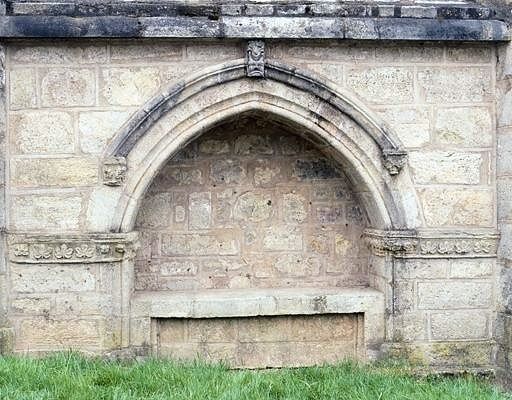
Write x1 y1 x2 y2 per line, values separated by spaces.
131 115 381 367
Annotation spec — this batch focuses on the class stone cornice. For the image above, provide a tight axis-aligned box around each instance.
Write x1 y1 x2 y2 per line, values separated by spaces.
0 5 507 41
7 232 139 264
363 229 499 258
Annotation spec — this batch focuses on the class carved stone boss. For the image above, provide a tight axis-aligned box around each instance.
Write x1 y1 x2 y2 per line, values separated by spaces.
103 156 127 186
382 150 408 176
246 40 265 78
9 233 139 264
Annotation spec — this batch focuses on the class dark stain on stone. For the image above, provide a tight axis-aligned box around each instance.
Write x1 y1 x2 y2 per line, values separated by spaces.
293 159 341 180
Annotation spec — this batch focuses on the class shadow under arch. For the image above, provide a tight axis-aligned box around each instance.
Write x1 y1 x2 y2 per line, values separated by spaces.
103 59 421 233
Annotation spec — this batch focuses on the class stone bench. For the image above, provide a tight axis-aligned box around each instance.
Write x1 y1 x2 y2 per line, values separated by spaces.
130 287 385 363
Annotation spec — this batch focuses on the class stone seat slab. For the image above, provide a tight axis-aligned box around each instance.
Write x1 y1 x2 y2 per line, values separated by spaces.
131 287 384 319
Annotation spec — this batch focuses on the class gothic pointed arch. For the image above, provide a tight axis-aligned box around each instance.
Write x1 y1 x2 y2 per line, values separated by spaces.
101 59 421 232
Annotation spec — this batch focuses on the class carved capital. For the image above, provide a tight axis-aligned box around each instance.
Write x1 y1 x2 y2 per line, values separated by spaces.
8 232 139 264
102 156 127 186
246 40 265 78
382 150 407 176
364 230 418 256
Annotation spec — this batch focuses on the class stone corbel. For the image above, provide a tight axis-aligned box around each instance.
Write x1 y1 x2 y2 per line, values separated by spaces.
102 156 127 186
8 232 139 264
246 40 265 78
364 229 499 258
382 150 408 176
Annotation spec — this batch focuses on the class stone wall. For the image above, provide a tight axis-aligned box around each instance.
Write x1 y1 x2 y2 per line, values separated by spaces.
0 39 502 372
134 117 369 292
156 314 364 368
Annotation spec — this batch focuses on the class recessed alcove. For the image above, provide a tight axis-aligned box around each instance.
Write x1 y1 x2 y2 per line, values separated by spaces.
131 113 384 366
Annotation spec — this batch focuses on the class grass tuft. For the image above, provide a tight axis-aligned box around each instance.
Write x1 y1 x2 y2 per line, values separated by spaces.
0 352 509 399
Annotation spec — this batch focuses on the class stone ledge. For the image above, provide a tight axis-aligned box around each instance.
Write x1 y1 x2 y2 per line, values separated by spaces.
364 229 499 258
131 287 384 319
3 1 506 22
0 15 507 41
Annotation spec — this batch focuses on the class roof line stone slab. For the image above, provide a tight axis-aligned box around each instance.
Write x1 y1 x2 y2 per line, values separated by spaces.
0 15 507 41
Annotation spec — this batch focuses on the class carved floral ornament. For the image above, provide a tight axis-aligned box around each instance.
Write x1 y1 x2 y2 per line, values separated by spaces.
363 230 498 258
8 233 139 264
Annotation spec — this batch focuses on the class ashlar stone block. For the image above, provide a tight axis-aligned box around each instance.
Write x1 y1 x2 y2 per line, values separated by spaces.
409 151 483 185
11 195 82 231
430 311 489 340
79 111 131 154
11 111 74 154
10 68 37 109
346 67 414 104
419 188 493 227
40 68 96 107
417 281 492 309
435 107 493 147
12 157 98 187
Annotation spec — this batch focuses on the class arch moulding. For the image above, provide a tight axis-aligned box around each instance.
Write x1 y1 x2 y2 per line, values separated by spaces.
101 55 420 235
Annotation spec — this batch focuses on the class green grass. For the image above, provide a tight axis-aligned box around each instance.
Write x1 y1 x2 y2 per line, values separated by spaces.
0 352 509 400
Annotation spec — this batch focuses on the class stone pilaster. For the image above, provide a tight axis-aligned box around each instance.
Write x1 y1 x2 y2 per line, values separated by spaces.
496 39 512 386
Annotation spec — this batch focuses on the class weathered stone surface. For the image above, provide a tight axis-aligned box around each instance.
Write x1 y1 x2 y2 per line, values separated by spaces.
0 14 507 42
376 107 430 148
346 67 414 104
11 111 74 154
160 260 198 277
274 254 320 277
335 234 356 257
11 45 107 64
233 191 272 222
263 226 302 251
417 281 492 309
409 151 482 185
430 311 489 340
9 68 37 109
79 111 131 154
282 193 307 223
136 193 172 229
165 166 203 186
11 195 82 231
210 159 246 185
395 260 448 280
111 44 182 62
198 139 230 155
11 297 51 315
17 318 100 350
293 159 340 180
254 162 280 186
315 206 344 224
435 107 493 147
157 313 361 368
446 46 493 63
234 134 273 155
375 44 443 63
86 187 122 232
450 260 493 279
419 188 493 227
417 68 492 103
101 67 161 106
161 232 239 256
12 265 96 293
55 293 112 316
40 68 96 107
189 192 211 229
12 157 98 187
